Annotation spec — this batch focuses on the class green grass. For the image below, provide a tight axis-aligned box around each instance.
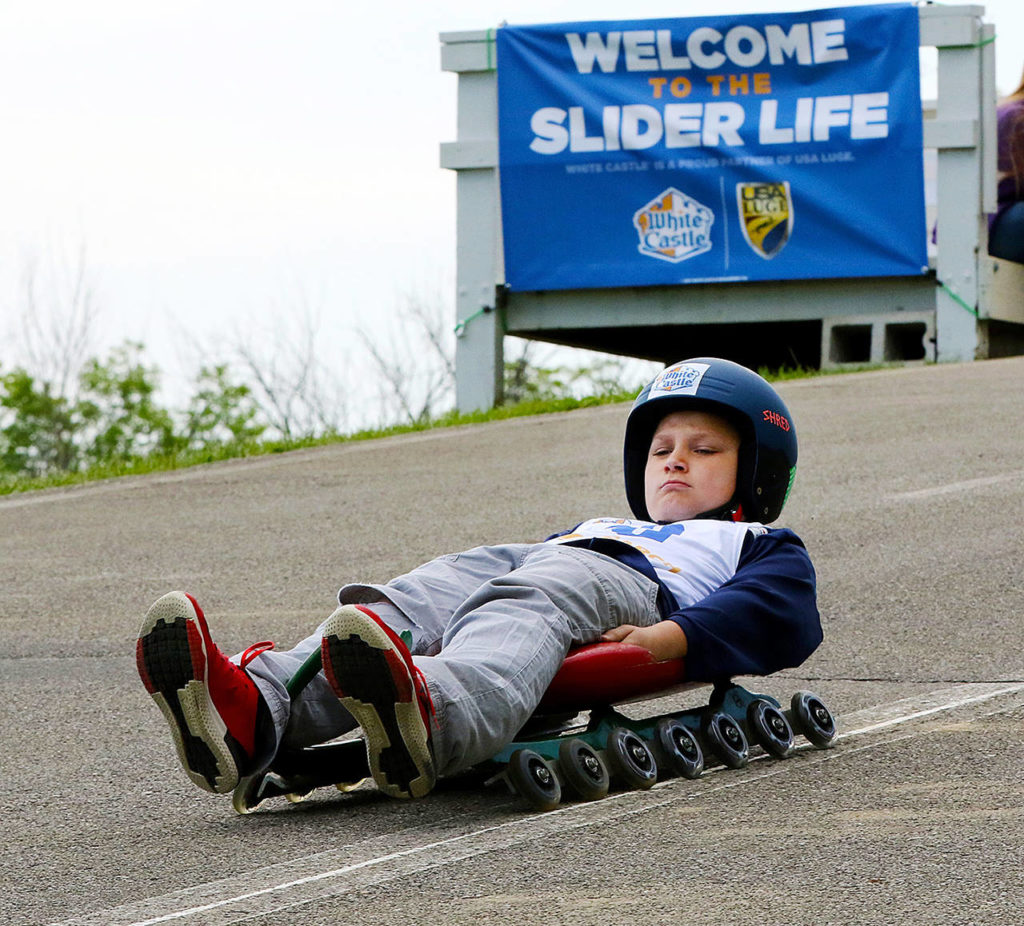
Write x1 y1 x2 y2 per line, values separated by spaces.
0 363 892 497
0 388 639 497
758 362 887 381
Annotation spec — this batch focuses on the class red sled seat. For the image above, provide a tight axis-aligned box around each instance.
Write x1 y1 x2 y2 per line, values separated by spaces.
536 641 698 714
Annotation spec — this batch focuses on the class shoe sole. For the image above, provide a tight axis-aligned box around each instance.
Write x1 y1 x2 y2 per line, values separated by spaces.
321 607 435 799
136 592 242 794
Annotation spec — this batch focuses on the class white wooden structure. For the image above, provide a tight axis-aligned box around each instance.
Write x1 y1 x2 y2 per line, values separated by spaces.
441 4 1024 412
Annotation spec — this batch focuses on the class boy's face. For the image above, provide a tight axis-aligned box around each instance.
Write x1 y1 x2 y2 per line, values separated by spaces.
644 410 740 522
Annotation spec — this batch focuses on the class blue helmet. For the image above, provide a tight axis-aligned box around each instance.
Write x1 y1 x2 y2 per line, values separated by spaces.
624 358 798 523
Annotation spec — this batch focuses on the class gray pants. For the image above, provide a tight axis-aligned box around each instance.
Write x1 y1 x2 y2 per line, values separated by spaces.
244 543 662 777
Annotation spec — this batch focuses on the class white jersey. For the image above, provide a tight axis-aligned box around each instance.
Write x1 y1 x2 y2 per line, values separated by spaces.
546 518 767 609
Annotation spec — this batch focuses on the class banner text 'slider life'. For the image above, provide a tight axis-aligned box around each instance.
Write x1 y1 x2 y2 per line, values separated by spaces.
496 4 927 291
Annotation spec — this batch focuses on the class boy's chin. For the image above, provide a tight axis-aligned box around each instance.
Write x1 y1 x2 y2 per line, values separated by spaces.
647 505 696 523
648 496 731 523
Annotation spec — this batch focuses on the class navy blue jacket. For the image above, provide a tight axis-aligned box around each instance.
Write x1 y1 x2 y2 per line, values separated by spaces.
555 527 822 681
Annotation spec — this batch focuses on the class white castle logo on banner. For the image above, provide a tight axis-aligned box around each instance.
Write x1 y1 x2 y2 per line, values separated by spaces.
632 188 714 263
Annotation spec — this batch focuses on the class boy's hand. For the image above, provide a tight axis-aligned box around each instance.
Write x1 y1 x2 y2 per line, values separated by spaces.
600 620 688 662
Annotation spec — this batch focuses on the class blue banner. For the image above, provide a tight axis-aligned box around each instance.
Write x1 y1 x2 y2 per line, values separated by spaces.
497 4 927 291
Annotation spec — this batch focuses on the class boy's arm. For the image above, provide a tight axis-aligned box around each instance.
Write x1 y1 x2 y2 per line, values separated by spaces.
603 529 821 677
669 528 822 680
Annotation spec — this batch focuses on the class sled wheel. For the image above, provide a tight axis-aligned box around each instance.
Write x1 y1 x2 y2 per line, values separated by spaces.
747 699 795 759
703 711 749 769
232 787 257 815
558 738 610 801
506 749 562 811
231 772 277 815
790 691 837 748
655 717 704 779
606 726 658 790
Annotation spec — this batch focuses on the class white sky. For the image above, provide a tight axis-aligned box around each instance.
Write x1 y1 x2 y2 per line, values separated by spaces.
1 1 1020 419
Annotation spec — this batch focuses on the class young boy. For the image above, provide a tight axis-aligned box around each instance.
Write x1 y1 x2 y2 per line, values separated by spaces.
137 357 822 801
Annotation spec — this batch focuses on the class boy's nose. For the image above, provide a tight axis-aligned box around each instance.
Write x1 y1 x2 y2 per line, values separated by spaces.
666 452 688 470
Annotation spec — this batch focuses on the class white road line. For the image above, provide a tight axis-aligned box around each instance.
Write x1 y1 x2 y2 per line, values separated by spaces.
885 470 1024 502
835 682 1024 737
50 681 1024 926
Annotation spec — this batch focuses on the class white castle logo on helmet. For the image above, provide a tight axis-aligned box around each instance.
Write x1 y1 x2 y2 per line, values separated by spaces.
650 362 710 398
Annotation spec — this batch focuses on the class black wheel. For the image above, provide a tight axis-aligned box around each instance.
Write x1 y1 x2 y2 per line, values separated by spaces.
747 699 795 759
231 775 263 815
558 738 610 801
506 749 562 811
605 726 658 790
231 772 294 815
703 711 749 768
790 691 837 748
655 717 704 779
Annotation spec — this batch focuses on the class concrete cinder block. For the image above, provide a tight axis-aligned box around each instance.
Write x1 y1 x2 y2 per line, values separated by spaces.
821 312 936 368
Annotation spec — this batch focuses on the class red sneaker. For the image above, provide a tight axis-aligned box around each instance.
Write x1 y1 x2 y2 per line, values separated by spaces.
136 591 273 794
321 605 436 799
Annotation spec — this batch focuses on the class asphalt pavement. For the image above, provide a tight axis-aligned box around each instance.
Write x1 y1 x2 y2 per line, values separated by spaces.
1 357 1022 926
